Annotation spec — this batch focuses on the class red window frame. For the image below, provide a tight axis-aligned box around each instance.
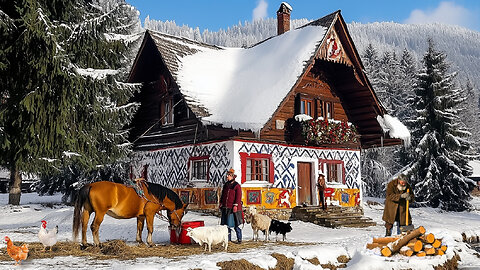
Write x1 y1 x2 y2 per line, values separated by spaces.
188 156 209 181
319 159 345 184
240 153 274 184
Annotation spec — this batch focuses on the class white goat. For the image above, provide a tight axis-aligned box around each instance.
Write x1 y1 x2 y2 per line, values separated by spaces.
246 206 271 241
186 225 228 252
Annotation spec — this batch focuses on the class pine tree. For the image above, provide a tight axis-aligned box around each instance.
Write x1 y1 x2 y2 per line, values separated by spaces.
395 49 417 168
360 44 394 196
460 80 480 153
0 0 141 205
362 43 380 88
404 39 474 211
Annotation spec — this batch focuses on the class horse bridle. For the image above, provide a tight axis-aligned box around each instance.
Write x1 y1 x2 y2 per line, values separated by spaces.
135 180 183 227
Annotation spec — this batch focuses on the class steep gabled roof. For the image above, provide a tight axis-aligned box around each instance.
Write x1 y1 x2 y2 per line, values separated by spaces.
128 10 407 148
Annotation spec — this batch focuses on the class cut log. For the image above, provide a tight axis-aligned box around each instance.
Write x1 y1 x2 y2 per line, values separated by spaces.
424 244 435 255
419 233 435 244
416 251 426 257
372 236 400 244
435 249 445 256
440 245 448 252
399 246 414 257
366 243 385 250
432 239 442 248
407 239 423 252
381 246 392 257
380 226 426 257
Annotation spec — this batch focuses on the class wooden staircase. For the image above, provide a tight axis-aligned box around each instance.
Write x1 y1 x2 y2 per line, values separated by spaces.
289 205 376 228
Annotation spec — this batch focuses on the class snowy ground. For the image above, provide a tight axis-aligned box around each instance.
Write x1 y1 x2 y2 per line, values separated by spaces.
0 193 479 270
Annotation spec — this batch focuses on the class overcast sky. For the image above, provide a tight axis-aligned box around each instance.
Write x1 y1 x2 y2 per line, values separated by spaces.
125 0 480 32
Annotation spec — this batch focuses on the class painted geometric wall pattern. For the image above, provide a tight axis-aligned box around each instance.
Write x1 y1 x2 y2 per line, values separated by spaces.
131 140 360 190
238 142 360 189
131 142 230 187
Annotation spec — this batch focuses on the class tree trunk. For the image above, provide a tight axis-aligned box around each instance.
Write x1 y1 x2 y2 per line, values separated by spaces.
8 167 22 205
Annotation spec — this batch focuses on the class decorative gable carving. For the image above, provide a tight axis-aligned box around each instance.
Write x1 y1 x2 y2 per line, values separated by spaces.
319 29 352 66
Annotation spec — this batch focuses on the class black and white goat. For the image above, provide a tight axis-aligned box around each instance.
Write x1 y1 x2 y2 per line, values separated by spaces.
269 219 292 241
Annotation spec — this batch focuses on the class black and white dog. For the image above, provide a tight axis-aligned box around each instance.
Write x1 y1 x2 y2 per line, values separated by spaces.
269 219 292 241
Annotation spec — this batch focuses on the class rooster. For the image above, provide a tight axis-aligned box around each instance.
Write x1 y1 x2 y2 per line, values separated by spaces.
38 220 58 251
4 236 29 265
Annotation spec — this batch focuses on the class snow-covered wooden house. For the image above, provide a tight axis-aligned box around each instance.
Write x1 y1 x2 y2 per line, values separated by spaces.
127 5 409 210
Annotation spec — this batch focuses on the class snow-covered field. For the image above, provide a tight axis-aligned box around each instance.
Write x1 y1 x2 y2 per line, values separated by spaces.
0 193 479 270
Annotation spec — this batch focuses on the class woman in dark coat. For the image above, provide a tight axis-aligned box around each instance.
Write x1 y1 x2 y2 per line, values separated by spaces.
382 175 415 236
219 168 243 243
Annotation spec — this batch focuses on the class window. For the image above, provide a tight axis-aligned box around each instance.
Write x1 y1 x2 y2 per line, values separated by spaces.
189 156 209 181
240 153 274 183
162 99 174 125
300 98 313 117
319 160 345 184
247 158 269 181
318 100 333 119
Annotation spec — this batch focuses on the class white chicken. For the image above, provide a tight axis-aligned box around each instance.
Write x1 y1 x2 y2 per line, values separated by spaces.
38 220 58 251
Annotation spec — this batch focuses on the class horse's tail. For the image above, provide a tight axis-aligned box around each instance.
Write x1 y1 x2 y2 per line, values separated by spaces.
73 184 91 242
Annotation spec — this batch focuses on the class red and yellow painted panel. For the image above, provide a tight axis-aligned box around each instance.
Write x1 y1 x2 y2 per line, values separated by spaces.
241 187 297 209
324 187 360 207
173 187 359 209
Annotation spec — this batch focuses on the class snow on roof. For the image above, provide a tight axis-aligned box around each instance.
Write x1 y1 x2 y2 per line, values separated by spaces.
376 114 411 146
175 25 327 133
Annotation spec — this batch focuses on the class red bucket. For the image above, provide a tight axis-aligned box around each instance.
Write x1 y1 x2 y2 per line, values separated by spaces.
170 221 205 244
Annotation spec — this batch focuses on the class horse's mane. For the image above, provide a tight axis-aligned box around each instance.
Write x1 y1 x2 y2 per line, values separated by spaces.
146 182 184 209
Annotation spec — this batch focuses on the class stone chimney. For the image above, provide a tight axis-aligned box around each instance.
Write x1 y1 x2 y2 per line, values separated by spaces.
277 2 292 35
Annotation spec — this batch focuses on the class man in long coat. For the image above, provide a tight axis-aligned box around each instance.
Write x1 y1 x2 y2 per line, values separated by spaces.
382 175 415 236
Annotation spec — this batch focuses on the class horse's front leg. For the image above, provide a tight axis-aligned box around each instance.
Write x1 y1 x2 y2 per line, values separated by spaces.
145 211 155 247
136 216 145 243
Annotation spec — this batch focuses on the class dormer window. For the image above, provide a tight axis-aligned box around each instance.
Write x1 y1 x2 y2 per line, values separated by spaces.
300 98 313 117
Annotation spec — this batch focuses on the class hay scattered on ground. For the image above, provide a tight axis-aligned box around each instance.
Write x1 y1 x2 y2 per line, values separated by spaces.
0 240 309 262
217 259 264 270
271 253 295 270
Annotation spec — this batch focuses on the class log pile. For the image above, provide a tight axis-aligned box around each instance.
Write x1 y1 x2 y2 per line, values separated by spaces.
366 226 448 257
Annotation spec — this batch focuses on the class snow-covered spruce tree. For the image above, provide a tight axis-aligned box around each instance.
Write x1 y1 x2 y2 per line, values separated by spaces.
405 39 474 211
459 80 480 153
395 49 418 168
35 0 143 200
0 0 141 205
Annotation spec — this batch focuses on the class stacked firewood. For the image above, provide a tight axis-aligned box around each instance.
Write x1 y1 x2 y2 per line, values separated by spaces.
366 226 448 257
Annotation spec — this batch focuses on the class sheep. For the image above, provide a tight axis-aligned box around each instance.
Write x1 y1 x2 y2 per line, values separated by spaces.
246 205 271 241
186 225 228 252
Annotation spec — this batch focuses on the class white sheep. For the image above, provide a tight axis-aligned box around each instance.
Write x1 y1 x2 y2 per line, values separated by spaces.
246 205 271 241
186 225 228 252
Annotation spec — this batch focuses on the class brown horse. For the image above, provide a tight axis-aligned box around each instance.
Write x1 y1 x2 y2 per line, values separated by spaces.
72 180 188 246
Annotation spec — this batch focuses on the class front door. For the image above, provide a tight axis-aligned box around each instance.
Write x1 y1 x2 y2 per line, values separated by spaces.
297 162 313 205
